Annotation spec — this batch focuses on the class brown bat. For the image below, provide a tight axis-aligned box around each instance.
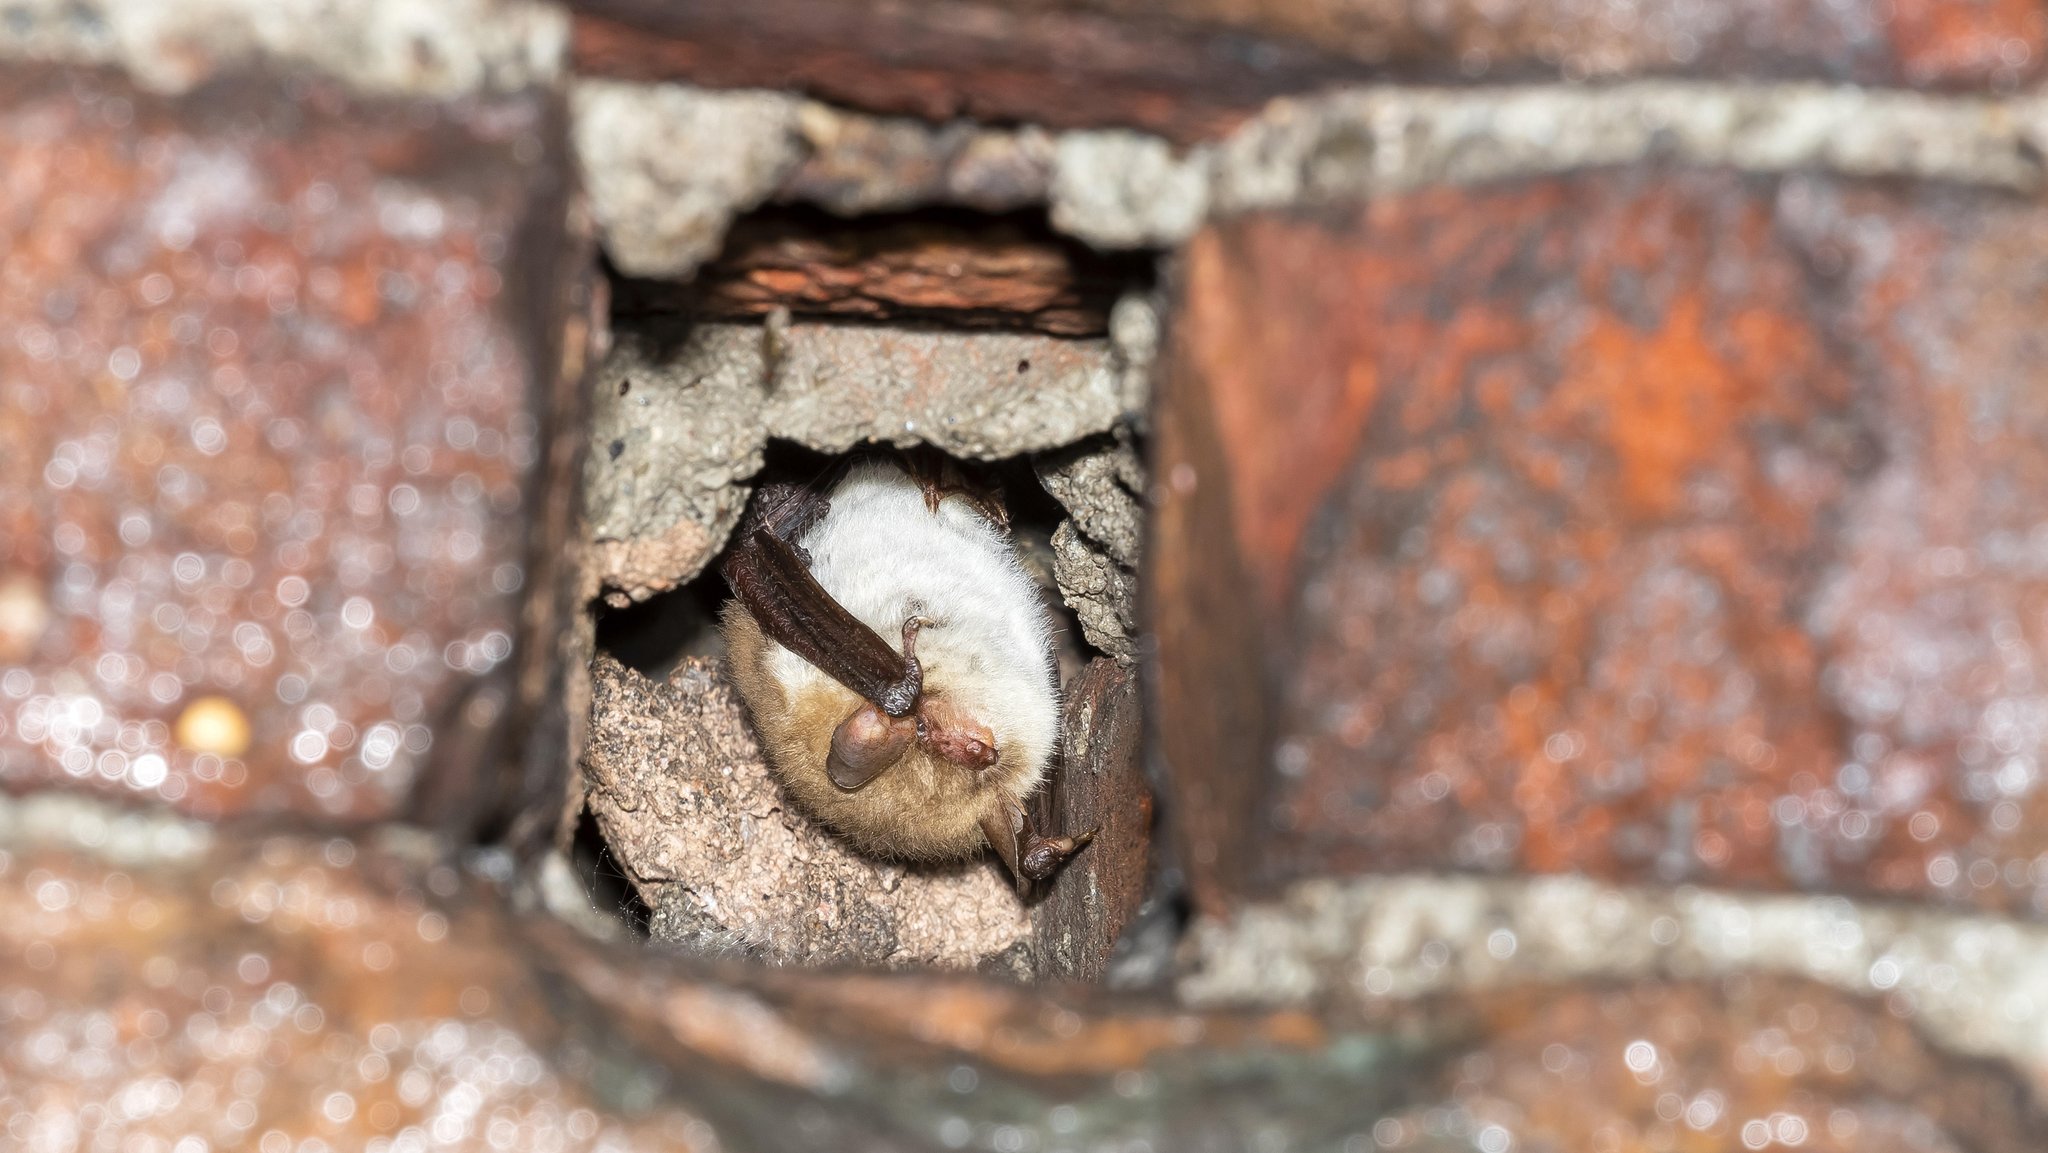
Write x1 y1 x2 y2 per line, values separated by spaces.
720 453 1095 891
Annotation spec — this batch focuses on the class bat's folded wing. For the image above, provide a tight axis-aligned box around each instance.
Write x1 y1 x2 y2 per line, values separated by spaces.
722 528 922 716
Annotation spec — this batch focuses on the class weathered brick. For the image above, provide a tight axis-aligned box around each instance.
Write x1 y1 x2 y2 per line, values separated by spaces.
1372 978 2045 1152
0 66 573 824
1031 0 2047 90
568 0 1360 145
571 1 2044 149
0 827 716 1149
615 213 1143 337
1156 170 2048 916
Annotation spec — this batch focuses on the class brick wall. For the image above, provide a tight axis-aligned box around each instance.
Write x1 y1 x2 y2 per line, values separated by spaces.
4 1 2048 1149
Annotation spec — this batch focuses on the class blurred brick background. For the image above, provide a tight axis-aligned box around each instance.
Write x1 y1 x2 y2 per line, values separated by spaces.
6 1 2048 1150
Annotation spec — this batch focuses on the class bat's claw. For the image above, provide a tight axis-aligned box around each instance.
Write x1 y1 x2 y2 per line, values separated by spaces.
1018 825 1099 882
900 615 933 655
877 615 933 717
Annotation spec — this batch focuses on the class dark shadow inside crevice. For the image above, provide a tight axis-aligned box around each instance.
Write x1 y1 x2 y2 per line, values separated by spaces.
570 805 652 938
593 573 728 681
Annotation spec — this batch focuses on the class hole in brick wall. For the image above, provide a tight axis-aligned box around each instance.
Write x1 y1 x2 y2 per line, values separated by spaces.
579 196 1162 977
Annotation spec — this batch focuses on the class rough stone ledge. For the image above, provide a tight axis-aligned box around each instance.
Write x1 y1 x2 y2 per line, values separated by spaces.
582 654 1031 971
0 790 215 865
1082 81 2048 245
574 77 2048 265
765 323 1120 460
1206 81 2048 216
1179 872 2048 1091
585 317 1127 599
0 0 567 96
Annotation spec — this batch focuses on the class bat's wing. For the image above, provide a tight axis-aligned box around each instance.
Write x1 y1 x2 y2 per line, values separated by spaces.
721 463 924 717
740 475 836 560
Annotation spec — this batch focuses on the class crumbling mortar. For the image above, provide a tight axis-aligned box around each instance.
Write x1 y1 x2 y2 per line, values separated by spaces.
571 78 2048 268
1181 872 2048 1088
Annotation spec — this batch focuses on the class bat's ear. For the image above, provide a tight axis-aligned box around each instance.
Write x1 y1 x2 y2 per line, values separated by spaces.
827 704 915 790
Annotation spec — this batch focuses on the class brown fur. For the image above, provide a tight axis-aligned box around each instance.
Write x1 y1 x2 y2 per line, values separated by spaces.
722 603 1039 861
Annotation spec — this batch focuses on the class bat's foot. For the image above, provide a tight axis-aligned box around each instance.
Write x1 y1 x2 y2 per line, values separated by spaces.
904 448 1010 529
981 799 1097 893
1018 824 1097 884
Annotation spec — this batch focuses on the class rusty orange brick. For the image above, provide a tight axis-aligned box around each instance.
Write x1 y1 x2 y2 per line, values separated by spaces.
0 67 573 824
1156 170 2048 917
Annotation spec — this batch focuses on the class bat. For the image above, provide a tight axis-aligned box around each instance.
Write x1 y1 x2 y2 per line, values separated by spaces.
720 452 1096 892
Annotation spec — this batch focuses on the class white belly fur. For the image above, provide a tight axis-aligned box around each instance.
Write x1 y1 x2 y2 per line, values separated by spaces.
763 460 1060 797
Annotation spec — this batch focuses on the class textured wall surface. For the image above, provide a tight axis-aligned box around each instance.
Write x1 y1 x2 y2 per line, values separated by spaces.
1157 163 2048 922
0 65 572 824
8 0 2048 1149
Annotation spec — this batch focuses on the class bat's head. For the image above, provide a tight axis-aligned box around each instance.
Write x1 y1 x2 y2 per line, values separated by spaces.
723 600 1057 859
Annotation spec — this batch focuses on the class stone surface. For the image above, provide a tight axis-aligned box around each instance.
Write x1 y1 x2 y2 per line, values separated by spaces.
1208 83 2046 215
1050 131 1212 250
781 106 1054 216
0 65 572 824
1038 432 1146 570
584 325 765 603
571 79 802 280
582 655 1031 969
618 213 1144 338
1039 429 1146 666
1154 169 2048 918
764 323 1123 460
1050 523 1140 666
0 0 567 97
1106 292 1162 429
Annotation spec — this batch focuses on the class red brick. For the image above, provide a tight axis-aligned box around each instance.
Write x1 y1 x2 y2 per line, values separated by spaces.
570 1 2047 147
0 67 573 824
1228 0 2048 88
1048 0 2047 89
1155 170 2048 915
613 213 1145 337
569 0 1358 145
1377 978 2045 1151
0 833 716 1147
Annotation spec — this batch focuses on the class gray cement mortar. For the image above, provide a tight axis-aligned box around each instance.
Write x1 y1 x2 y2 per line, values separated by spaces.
584 324 767 603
